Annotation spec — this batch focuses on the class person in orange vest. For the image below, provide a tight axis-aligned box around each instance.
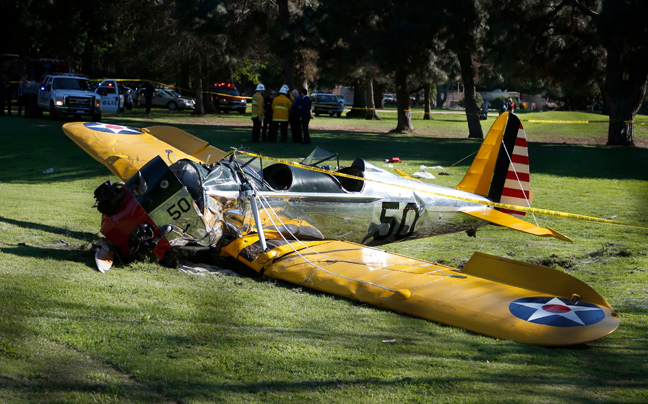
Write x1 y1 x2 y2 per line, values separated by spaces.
251 83 265 142
271 85 292 143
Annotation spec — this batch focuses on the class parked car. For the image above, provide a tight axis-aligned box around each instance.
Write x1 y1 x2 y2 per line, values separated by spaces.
311 93 345 117
211 83 247 114
136 88 195 111
383 94 396 104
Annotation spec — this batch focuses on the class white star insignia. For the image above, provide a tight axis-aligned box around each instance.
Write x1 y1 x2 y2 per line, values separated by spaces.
514 297 601 325
86 123 141 134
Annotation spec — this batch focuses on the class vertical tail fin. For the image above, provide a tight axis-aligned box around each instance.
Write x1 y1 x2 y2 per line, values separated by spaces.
455 113 531 217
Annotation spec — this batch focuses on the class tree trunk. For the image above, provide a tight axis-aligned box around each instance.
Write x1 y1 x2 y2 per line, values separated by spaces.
365 72 381 120
374 83 384 110
192 61 205 116
603 36 647 146
423 83 433 120
346 82 367 118
278 0 294 88
457 51 483 139
393 69 413 132
203 61 215 113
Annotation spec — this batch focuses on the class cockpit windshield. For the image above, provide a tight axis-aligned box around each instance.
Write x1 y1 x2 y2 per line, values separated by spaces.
300 147 339 169
229 148 264 184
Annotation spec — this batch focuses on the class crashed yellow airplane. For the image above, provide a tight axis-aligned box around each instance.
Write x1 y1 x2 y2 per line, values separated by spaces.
63 113 620 346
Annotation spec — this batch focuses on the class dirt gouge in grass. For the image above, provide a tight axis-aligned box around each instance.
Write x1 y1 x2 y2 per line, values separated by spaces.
62 113 620 346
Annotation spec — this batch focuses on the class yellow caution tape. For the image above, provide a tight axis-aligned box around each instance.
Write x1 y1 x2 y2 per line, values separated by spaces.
233 149 648 231
23 76 648 125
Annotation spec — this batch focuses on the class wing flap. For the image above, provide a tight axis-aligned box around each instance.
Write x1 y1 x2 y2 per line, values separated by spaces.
222 235 618 346
145 126 227 163
460 206 572 242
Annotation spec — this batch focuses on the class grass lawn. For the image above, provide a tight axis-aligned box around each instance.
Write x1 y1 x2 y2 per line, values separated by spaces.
0 108 647 403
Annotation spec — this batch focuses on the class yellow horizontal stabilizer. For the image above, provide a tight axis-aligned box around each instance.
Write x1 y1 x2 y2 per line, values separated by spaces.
221 235 618 346
460 206 573 242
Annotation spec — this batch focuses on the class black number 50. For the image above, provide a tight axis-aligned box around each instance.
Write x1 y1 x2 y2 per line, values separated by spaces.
166 197 192 220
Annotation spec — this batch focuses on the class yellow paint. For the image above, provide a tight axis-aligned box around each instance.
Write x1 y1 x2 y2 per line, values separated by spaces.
455 112 508 196
222 234 619 346
62 122 226 180
460 207 573 242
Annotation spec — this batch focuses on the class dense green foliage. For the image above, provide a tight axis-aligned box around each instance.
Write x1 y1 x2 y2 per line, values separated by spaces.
2 0 648 142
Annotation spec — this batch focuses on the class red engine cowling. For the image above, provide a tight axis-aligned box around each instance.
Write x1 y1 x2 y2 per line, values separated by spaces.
99 187 172 262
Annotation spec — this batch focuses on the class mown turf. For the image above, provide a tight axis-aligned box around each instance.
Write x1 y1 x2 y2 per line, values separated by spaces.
0 110 646 403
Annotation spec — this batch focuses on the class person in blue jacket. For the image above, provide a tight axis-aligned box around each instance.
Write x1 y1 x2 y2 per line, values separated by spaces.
300 89 312 145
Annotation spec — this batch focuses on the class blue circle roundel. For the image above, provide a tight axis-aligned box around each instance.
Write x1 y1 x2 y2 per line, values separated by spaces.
84 123 143 135
509 297 605 327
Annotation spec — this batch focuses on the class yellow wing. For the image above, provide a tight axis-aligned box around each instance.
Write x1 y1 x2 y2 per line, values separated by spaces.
62 122 226 180
221 233 618 346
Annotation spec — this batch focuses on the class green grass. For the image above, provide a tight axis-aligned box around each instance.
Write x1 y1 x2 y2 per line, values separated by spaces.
113 106 648 147
0 110 647 403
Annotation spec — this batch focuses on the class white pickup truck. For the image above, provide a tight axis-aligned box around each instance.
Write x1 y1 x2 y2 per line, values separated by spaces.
38 74 102 121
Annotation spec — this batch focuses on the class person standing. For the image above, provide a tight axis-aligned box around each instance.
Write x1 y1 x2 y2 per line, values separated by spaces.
300 89 312 145
290 89 302 143
251 84 265 142
263 90 275 142
271 85 292 143
17 76 29 117
0 74 11 116
481 99 490 120
507 98 515 113
144 81 155 117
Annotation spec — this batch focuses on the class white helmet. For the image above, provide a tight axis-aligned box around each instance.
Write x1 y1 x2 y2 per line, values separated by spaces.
256 84 265 91
279 84 289 95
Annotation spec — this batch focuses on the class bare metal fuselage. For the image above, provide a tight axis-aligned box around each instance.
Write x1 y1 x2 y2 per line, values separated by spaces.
198 159 489 247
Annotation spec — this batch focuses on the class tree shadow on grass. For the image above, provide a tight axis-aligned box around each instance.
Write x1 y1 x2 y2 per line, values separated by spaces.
3 117 648 185
0 244 94 266
0 215 97 242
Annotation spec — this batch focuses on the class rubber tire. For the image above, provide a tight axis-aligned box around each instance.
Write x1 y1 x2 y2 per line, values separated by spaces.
337 112 342 117
167 101 177 111
91 113 101 122
238 109 245 114
49 102 58 120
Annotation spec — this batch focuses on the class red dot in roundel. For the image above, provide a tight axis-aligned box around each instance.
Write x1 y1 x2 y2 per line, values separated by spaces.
542 304 571 314
105 125 124 130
